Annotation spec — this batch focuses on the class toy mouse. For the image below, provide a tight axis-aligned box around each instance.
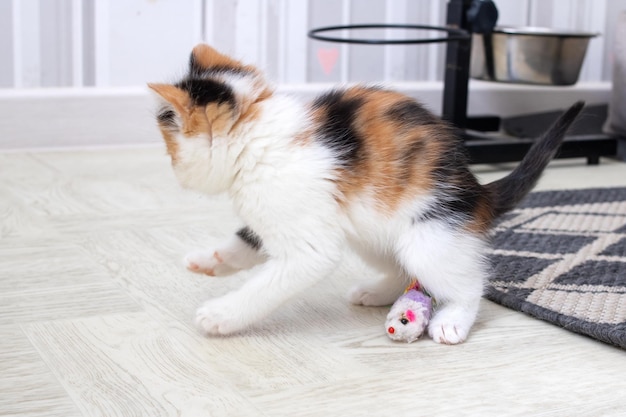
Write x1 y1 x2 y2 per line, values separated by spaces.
385 282 433 343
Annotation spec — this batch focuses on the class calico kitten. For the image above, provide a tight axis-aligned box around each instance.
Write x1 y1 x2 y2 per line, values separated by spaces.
149 44 583 344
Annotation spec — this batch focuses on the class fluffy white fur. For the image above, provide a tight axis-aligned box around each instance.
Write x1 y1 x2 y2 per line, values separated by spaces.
168 88 487 344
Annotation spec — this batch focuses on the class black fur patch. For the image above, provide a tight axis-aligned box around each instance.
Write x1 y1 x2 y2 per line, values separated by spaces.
157 108 177 127
176 78 235 107
417 184 482 225
188 54 205 76
236 226 263 250
386 100 438 126
312 90 364 166
416 139 482 224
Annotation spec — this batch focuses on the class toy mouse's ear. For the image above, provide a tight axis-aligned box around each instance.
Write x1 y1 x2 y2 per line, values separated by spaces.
405 310 416 322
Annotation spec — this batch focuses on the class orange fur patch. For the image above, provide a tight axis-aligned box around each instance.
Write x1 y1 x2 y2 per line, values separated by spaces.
148 84 189 115
191 44 257 73
159 128 179 163
204 102 236 136
185 106 211 137
467 196 496 234
314 87 441 214
149 83 191 163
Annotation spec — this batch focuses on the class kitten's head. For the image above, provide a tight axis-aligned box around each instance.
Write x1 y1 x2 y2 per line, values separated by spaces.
148 44 271 192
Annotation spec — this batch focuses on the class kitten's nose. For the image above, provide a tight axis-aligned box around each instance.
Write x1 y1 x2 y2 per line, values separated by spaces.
388 327 395 334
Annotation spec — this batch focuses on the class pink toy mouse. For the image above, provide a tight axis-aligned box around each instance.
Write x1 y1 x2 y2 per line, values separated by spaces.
385 282 433 343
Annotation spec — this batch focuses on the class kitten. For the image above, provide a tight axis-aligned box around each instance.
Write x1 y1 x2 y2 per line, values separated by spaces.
149 44 583 344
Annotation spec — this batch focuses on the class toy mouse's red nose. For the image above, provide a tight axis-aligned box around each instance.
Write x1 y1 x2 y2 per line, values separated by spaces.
388 327 395 334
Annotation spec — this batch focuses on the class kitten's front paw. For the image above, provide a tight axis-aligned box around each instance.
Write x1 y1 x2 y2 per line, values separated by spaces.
427 315 470 345
184 250 238 277
195 297 249 336
428 323 468 345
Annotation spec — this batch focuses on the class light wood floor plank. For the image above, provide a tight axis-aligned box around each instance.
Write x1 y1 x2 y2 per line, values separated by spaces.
0 282 142 326
0 240 111 293
0 325 82 417
24 313 267 417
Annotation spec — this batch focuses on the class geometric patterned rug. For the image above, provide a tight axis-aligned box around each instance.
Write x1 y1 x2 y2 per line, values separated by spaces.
487 187 626 349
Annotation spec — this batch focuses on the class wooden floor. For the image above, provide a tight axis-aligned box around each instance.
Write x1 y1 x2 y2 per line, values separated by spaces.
2 147 626 417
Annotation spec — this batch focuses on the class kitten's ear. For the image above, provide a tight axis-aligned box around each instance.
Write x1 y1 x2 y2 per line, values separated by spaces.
148 83 190 118
189 44 248 74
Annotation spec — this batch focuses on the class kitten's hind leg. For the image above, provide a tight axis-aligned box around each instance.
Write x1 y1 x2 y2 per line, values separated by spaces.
396 224 487 344
347 244 408 306
185 226 266 277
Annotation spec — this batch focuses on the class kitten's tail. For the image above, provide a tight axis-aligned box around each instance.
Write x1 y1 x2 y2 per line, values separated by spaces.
485 101 585 218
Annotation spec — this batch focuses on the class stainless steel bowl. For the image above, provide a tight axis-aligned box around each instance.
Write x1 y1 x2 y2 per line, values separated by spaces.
470 26 599 85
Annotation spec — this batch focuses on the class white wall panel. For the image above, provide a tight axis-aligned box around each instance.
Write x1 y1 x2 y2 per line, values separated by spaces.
40 0 73 87
348 0 386 82
234 0 262 64
404 1 447 82
209 0 237 57
263 0 280 81
383 0 408 81
0 0 622 88
0 1 13 88
281 0 308 83
13 0 43 88
5 0 18 88
307 0 344 83
340 0 351 83
93 0 110 86
104 0 202 86
603 0 626 80
82 0 96 86
71 0 84 87
427 1 447 81
492 0 529 26
577 0 606 82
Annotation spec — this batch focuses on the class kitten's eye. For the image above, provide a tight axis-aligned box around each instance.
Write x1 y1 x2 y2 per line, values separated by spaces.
400 318 409 325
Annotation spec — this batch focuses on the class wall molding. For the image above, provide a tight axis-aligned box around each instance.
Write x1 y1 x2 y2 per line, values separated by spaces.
0 82 612 150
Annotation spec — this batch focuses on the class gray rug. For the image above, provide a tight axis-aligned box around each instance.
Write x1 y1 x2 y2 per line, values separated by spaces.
488 187 626 349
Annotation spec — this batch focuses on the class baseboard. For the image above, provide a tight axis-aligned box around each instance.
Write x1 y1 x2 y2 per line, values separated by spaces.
0 81 612 150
